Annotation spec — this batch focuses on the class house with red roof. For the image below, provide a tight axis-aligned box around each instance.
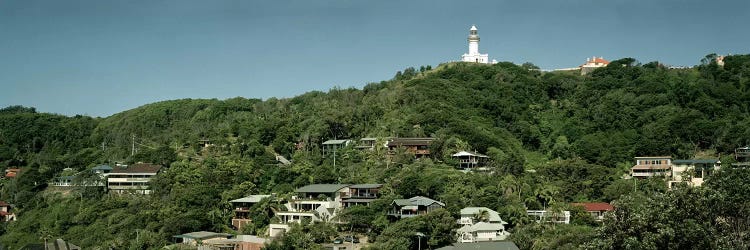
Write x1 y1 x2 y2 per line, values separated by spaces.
571 202 614 221
580 56 610 75
0 201 17 222
4 168 20 178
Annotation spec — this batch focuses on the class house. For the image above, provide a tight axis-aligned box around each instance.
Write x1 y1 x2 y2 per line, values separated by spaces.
0 201 16 222
355 137 378 150
51 176 75 187
733 146 750 167
387 138 436 158
230 195 272 231
342 184 383 208
4 168 20 178
173 231 232 247
630 156 672 179
669 159 720 188
457 207 508 243
571 202 614 221
389 196 445 219
269 184 350 237
107 163 162 195
322 139 352 155
437 242 520 250
580 56 610 75
526 210 570 224
452 151 489 170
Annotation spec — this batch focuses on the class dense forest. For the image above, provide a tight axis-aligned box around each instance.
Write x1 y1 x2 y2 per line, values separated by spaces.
1 54 749 249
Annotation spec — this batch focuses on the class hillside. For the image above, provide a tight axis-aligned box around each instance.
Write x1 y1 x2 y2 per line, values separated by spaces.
1 55 750 249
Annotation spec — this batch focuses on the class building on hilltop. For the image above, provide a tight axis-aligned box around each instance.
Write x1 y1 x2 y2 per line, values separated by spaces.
461 25 496 64
580 56 610 75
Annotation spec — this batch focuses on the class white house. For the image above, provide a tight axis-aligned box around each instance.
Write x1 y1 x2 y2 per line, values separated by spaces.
107 163 162 195
457 207 509 243
580 57 610 75
269 184 350 237
669 159 720 188
526 210 570 224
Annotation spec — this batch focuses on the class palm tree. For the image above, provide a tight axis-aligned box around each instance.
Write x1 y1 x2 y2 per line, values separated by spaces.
472 209 490 223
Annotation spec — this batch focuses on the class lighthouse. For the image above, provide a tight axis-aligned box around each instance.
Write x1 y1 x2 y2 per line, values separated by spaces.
461 25 490 64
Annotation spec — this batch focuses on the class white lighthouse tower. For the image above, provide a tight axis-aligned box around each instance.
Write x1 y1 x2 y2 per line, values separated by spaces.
461 25 490 63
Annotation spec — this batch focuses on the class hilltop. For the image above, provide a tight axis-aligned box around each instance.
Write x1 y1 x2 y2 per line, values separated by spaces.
1 55 750 249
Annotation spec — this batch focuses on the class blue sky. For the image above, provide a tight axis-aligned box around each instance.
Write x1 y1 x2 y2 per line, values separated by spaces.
1 0 748 117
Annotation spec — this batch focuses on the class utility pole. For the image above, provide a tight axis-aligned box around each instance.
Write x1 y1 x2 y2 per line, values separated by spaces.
131 134 136 156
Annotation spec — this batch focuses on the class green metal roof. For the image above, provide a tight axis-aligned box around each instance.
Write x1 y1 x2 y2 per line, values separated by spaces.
295 184 350 193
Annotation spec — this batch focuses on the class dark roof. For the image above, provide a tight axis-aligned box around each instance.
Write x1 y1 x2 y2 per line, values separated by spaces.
349 184 383 189
571 202 614 212
436 242 520 250
295 184 350 193
387 138 435 147
0 201 9 206
672 159 719 165
111 163 162 174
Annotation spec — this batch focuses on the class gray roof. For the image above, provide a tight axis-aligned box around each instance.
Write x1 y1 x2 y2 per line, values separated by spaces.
322 139 351 145
436 242 520 250
463 222 504 232
46 239 81 250
349 184 383 189
230 195 271 203
91 165 113 170
393 196 445 207
673 159 719 165
460 207 505 223
174 231 232 240
296 184 350 193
